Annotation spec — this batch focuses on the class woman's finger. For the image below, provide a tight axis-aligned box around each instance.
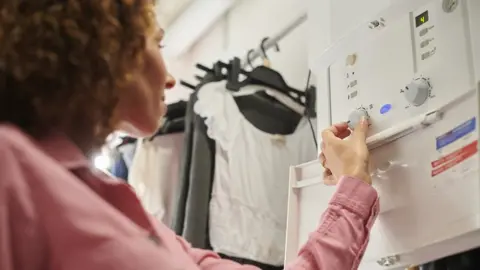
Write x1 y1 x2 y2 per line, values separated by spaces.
319 154 327 168
352 116 369 141
319 152 325 162
323 170 336 185
337 129 352 139
321 122 349 142
329 122 350 134
323 168 332 177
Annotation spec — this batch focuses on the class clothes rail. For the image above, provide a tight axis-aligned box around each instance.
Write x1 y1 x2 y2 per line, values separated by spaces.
242 12 307 67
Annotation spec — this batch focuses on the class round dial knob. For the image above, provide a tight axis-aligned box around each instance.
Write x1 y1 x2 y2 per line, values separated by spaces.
405 78 430 106
348 108 369 129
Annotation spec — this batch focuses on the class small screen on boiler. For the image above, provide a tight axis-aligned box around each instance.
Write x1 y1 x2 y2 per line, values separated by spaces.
415 10 429 28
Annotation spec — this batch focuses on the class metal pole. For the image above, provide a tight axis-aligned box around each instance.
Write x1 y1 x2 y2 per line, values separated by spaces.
242 12 308 67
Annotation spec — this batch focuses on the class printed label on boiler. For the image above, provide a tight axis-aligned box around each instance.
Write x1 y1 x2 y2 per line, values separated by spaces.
436 117 476 150
431 140 478 177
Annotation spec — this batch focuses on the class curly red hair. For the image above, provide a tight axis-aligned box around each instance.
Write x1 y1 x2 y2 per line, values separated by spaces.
0 0 157 148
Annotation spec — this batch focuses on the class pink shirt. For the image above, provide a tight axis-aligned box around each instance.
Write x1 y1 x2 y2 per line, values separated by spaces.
0 124 379 270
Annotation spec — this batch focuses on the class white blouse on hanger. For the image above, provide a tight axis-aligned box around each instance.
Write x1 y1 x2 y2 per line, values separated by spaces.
194 81 317 265
128 134 184 225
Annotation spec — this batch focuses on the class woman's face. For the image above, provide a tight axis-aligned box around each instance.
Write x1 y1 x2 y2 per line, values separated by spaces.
116 28 176 137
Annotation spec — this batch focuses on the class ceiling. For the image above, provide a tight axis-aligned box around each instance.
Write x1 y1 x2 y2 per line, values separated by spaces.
155 0 194 29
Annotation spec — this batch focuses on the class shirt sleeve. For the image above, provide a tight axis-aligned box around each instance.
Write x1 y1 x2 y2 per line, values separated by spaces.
179 176 379 270
285 176 379 270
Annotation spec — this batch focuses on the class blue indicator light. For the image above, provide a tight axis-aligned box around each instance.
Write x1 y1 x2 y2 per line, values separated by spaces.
380 104 392 115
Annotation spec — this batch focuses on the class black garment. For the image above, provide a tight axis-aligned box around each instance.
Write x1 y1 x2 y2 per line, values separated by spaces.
154 116 186 137
152 101 187 138
420 247 480 270
234 91 302 135
219 253 283 270
166 100 188 120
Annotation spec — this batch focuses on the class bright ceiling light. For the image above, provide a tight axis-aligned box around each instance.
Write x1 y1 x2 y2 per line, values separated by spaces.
94 154 112 171
162 0 237 58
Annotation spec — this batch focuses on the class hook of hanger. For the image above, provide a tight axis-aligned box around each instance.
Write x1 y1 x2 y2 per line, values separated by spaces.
260 37 279 68
246 49 256 69
260 37 280 60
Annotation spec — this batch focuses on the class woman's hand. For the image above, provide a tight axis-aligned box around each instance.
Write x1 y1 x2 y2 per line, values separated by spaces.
319 117 371 185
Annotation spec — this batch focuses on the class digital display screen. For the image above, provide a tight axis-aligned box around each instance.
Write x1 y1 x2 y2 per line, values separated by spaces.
415 10 429 28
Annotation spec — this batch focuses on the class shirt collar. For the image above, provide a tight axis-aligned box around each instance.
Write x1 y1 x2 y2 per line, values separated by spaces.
37 132 91 169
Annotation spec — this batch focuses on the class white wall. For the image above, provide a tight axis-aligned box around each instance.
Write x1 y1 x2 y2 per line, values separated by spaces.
165 0 311 103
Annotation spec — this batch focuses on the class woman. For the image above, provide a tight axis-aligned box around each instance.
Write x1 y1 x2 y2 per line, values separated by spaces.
0 1 378 269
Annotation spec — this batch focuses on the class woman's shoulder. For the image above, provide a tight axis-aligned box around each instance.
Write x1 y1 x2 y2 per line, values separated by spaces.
0 122 90 168
0 123 36 159
0 124 49 215
0 123 71 185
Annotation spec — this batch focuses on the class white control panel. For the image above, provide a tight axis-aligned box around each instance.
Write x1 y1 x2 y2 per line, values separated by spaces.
287 0 480 269
329 1 474 137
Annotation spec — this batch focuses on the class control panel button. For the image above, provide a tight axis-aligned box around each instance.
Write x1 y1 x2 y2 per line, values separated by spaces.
405 78 431 106
380 104 392 115
348 108 370 129
346 54 357 66
419 28 429 36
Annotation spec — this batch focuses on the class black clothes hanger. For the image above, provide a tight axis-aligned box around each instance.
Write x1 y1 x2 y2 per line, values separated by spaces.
196 62 228 89
180 80 196 90
180 59 303 135
224 38 307 109
180 61 229 91
246 49 256 70
178 40 317 135
117 136 137 148
235 64 307 106
180 37 316 116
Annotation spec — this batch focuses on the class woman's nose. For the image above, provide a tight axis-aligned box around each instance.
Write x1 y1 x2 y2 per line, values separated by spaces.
165 74 176 89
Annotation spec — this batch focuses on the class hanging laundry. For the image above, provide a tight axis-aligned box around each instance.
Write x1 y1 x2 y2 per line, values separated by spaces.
129 100 187 224
193 81 317 266
129 134 184 224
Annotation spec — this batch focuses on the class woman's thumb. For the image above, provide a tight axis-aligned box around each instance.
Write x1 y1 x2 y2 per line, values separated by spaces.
353 116 369 141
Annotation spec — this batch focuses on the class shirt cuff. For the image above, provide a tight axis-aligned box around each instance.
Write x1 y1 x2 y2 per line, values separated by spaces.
329 176 379 218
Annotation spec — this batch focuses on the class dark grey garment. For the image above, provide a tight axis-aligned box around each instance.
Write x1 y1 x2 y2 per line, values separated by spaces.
169 95 195 235
182 92 216 249
169 92 215 250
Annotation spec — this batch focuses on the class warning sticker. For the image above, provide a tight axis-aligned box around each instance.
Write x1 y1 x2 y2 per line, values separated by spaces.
436 117 476 150
431 140 478 177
